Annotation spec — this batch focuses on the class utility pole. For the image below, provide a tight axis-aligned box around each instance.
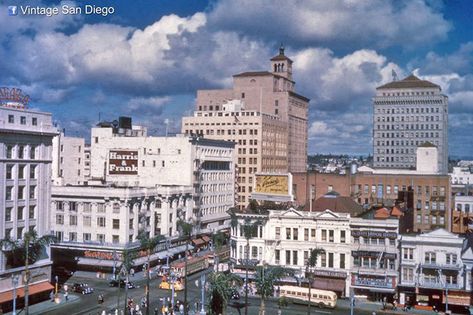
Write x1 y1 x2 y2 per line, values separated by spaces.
200 273 206 315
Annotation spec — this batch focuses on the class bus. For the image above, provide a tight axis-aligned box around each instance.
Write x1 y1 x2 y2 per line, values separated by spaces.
171 255 209 277
279 285 337 309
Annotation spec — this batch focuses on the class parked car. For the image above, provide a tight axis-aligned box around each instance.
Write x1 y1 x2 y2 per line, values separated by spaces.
109 279 136 289
72 283 94 294
54 267 74 277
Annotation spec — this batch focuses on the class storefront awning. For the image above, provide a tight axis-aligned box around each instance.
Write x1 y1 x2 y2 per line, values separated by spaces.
77 257 117 267
201 235 211 243
312 278 346 293
0 281 54 304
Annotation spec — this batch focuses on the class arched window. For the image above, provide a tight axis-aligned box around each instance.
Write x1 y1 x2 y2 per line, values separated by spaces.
274 64 277 72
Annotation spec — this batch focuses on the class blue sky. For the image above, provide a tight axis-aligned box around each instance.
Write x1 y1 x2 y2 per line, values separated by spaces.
1 0 472 157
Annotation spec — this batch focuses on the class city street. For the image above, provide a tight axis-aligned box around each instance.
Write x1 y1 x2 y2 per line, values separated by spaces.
34 269 388 315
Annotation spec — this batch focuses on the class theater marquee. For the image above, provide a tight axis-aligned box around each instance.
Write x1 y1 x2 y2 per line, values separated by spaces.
108 150 138 175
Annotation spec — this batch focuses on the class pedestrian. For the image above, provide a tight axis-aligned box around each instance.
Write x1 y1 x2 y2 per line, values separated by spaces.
65 291 69 301
154 307 159 315
131 268 135 277
50 290 55 302
179 303 184 315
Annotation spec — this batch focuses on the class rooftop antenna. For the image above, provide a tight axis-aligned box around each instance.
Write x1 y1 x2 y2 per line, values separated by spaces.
392 69 398 82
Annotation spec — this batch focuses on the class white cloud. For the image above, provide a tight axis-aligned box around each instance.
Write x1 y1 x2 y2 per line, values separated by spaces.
208 0 451 49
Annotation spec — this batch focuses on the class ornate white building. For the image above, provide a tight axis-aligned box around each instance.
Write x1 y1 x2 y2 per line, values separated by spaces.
398 229 473 311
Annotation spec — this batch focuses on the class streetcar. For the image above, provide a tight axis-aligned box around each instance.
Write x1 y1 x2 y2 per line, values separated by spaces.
279 285 338 309
170 255 209 277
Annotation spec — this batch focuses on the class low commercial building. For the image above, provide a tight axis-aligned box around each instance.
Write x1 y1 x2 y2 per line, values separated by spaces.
349 218 399 301
398 229 473 312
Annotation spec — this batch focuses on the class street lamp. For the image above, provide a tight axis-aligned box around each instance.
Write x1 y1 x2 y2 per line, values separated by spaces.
200 273 206 315
11 274 19 315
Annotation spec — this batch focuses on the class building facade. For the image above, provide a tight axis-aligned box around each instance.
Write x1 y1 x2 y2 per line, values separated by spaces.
450 166 473 186
293 166 451 232
230 203 399 298
398 229 473 311
230 209 352 297
0 89 57 309
182 47 309 209
373 74 448 173
451 195 473 234
78 118 235 232
350 218 399 301
52 132 86 185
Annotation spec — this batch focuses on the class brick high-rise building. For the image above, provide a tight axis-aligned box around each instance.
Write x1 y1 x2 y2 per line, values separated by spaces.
373 74 448 174
182 46 309 209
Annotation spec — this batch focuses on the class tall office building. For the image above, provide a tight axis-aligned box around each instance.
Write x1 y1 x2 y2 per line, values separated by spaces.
0 88 57 309
182 46 309 209
373 74 448 174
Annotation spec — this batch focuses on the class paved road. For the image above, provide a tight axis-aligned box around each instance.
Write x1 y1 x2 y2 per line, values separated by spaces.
37 269 390 315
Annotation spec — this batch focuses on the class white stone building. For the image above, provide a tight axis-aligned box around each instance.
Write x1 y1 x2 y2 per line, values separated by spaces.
230 208 352 297
0 90 57 309
50 185 194 270
52 132 86 185
86 119 235 231
373 74 448 174
398 229 473 311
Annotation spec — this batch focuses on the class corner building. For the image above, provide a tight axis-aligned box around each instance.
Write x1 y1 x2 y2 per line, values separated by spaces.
0 92 58 310
182 47 309 209
373 75 448 174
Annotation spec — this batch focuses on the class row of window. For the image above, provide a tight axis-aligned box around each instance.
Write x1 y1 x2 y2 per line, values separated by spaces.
5 185 36 200
416 214 445 225
5 206 36 221
7 114 38 126
402 248 457 264
456 203 472 213
375 131 442 139
6 164 37 179
376 115 442 122
402 268 458 284
375 102 441 110
55 215 121 229
55 231 124 244
353 257 395 270
275 227 347 243
358 184 446 197
5 145 38 159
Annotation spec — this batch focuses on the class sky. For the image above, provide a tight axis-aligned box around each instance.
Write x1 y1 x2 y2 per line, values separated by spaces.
1 0 472 158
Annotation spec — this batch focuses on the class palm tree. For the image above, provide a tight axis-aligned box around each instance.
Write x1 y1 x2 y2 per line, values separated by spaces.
177 219 193 315
211 231 226 272
306 248 325 315
241 217 259 315
0 230 56 315
228 208 262 315
255 265 293 315
208 272 242 315
138 233 165 315
121 248 137 315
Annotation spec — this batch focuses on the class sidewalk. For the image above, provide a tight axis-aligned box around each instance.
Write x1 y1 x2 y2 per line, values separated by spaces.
4 293 80 315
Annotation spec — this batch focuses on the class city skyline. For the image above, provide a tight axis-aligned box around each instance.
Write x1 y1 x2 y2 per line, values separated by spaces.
1 0 472 157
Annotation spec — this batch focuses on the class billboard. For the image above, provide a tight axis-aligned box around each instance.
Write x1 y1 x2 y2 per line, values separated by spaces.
252 173 293 202
108 150 138 175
